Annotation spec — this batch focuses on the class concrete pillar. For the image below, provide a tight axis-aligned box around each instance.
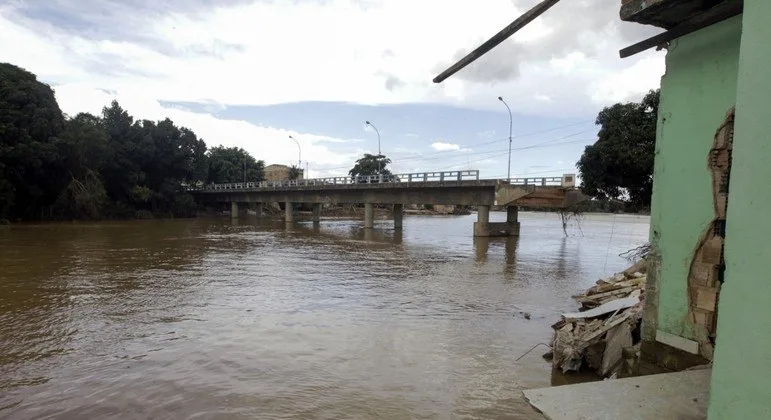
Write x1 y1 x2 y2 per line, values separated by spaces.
255 203 262 217
393 203 404 229
312 203 322 223
478 205 490 222
364 203 374 229
507 205 521 236
285 202 294 222
231 201 239 219
474 205 490 236
507 206 518 223
474 205 519 237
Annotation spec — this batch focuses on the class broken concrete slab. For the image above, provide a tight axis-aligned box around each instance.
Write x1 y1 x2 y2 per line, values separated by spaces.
522 369 710 420
601 323 632 376
562 294 641 319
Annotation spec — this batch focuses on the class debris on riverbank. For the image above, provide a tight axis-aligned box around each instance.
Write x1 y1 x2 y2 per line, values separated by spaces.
549 258 648 377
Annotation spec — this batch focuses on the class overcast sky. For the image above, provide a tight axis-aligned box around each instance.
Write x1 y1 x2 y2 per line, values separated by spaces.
0 0 665 179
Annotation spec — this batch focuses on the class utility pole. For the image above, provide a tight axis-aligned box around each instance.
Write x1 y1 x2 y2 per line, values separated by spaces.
365 120 382 174
288 135 302 168
498 96 513 182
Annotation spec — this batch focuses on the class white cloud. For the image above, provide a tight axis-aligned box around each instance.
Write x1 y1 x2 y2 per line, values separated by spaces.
0 0 666 178
534 93 552 102
0 0 664 115
431 142 461 152
592 55 665 104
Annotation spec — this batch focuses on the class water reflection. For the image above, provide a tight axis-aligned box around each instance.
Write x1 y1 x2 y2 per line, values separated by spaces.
473 236 519 274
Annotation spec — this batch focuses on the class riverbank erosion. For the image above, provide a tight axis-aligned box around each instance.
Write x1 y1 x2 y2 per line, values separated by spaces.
548 258 648 378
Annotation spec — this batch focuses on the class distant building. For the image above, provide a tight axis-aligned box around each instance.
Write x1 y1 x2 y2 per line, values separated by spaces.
264 164 303 181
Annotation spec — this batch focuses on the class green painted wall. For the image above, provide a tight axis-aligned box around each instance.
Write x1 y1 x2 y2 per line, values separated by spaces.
709 0 771 417
646 16 742 342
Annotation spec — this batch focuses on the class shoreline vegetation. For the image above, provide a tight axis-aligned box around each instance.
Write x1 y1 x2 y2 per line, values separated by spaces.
1 62 654 225
0 63 265 225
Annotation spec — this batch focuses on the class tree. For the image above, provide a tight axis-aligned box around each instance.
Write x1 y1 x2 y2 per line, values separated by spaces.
0 62 269 221
0 63 65 220
348 154 392 178
206 146 264 184
288 165 303 180
53 113 109 218
577 89 659 211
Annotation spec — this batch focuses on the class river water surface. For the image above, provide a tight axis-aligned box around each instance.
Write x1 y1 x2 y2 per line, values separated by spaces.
0 212 648 419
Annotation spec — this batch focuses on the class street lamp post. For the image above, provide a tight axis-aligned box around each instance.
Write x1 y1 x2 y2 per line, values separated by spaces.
288 135 302 176
498 96 513 182
365 120 382 174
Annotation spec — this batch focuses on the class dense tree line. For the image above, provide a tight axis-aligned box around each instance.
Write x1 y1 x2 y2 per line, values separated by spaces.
0 63 264 222
577 89 659 212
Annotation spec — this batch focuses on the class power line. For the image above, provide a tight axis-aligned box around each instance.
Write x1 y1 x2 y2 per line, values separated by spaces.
384 120 595 160
314 135 595 173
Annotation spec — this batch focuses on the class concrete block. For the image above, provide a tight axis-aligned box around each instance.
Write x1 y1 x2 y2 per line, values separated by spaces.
473 222 519 237
691 262 720 287
656 330 699 355
700 237 724 265
695 286 718 312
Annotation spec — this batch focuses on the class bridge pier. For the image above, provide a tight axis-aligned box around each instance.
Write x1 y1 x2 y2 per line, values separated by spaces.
231 201 239 219
312 203 322 223
507 206 521 236
473 205 520 237
254 203 262 217
285 202 294 222
393 204 403 229
364 203 374 229
474 205 490 236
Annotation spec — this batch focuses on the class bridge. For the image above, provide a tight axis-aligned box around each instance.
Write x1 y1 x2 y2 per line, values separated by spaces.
190 170 586 237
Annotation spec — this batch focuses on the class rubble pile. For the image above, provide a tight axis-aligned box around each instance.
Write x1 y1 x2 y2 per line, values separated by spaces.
549 258 648 377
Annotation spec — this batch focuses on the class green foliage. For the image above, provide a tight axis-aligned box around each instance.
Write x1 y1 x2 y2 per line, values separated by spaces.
129 185 153 204
288 165 303 180
0 63 65 219
207 146 264 184
348 153 392 177
0 62 263 221
577 89 659 211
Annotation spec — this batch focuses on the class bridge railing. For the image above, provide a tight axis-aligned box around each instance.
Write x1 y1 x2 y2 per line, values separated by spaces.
188 171 575 191
508 176 565 186
194 170 482 191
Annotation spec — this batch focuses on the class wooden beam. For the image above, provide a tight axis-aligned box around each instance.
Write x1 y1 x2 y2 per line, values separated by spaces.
620 0 743 58
433 0 562 84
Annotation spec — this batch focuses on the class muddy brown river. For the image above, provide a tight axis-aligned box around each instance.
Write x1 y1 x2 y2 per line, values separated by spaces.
0 212 648 419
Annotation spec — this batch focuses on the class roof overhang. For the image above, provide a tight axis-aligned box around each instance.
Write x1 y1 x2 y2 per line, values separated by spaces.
619 0 742 58
621 0 728 29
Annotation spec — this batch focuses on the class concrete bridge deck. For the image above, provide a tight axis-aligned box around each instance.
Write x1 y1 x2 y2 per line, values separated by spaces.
190 170 585 237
